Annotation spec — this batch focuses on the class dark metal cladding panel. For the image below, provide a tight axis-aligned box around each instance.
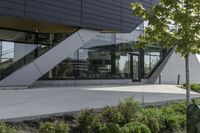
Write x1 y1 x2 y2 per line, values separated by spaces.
25 0 81 26
81 0 122 31
0 0 25 17
122 0 158 32
0 0 157 32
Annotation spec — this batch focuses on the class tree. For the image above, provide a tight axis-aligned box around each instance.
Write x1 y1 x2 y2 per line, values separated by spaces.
131 0 200 106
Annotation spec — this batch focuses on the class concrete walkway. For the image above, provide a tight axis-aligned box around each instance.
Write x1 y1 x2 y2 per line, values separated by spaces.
0 85 199 121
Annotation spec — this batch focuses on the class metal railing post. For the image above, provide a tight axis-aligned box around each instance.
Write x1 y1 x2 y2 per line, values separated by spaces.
177 74 180 85
159 74 161 84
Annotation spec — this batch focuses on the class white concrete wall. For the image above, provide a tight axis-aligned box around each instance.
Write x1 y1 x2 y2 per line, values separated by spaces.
155 52 200 84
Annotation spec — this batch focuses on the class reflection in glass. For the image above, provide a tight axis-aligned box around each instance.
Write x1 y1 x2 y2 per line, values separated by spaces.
46 47 114 79
0 29 69 45
0 41 38 71
44 44 164 80
115 44 131 78
116 54 130 78
78 47 113 79
41 29 165 80
132 55 139 81
0 28 77 80
52 53 76 79
144 52 161 77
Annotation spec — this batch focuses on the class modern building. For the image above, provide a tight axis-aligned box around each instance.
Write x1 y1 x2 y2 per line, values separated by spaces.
0 0 199 87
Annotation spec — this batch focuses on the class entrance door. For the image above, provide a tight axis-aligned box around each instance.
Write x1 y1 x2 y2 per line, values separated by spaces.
130 54 141 82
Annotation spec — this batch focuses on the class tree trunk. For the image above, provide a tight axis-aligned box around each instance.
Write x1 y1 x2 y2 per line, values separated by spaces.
185 54 190 106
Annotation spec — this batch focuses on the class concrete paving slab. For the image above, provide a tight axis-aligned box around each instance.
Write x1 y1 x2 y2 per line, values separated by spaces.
0 85 199 121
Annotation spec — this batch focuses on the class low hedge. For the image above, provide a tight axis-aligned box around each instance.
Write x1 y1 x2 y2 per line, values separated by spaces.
0 122 17 133
6 97 195 133
117 97 141 124
102 106 122 124
39 121 70 133
121 122 151 133
75 109 103 133
74 97 187 133
141 108 161 133
100 123 121 133
183 83 200 93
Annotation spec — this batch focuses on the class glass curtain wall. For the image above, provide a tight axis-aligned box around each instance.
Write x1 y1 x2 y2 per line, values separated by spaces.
41 23 165 80
43 43 138 80
143 51 161 77
0 28 76 79
45 33 116 79
42 43 164 80
79 47 113 79
115 44 132 78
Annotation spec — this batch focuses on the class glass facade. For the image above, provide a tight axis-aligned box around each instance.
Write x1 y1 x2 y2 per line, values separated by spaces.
0 24 168 81
46 45 116 79
0 29 71 45
0 28 77 79
79 48 113 79
144 51 161 77
43 40 165 80
41 23 167 80
49 52 77 79
115 44 132 78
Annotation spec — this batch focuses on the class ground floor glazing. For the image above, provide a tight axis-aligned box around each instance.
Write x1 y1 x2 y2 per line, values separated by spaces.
42 43 168 81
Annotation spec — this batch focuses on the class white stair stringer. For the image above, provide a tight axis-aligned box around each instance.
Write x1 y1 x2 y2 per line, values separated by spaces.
0 29 100 87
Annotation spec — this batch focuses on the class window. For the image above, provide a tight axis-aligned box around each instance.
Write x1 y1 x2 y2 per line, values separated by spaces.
46 46 114 79
78 47 113 79
144 51 161 77
115 44 132 78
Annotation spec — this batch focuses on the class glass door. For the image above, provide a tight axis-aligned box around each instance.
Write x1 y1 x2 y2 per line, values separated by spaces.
130 54 141 82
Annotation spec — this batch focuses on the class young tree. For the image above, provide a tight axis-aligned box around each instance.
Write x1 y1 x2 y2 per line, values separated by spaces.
132 0 200 106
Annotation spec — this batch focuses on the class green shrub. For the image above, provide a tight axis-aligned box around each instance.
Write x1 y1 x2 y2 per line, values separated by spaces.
102 106 122 124
166 102 186 114
76 109 103 133
160 114 181 131
142 105 186 132
100 123 121 133
183 83 200 93
54 121 70 133
160 107 183 131
141 108 161 133
39 121 69 133
163 103 186 129
117 97 141 124
175 113 186 129
0 122 17 133
191 83 200 93
183 83 186 87
39 122 54 133
194 98 200 105
121 122 151 133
